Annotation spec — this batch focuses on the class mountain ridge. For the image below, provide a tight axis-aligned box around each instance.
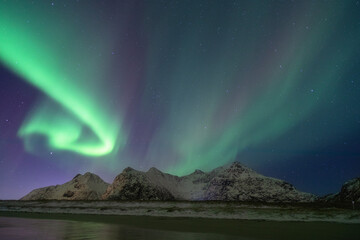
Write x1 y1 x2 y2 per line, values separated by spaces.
21 162 317 202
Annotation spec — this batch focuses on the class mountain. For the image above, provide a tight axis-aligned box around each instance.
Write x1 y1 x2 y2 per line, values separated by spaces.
21 172 109 200
21 162 315 202
200 162 314 202
102 162 315 202
102 167 175 200
320 177 360 203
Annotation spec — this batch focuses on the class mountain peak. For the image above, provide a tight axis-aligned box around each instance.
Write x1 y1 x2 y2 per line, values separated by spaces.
147 167 163 174
73 173 82 179
123 167 135 173
148 167 160 172
193 169 205 174
21 172 109 200
73 172 99 179
228 161 244 168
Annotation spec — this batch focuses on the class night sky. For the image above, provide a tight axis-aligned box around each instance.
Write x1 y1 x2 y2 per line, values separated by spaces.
1 0 360 200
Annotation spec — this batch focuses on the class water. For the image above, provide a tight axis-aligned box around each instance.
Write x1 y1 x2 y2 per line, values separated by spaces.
0 217 238 240
0 214 359 240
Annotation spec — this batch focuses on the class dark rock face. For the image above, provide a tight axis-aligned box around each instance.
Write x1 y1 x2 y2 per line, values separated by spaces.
63 191 74 198
321 178 360 203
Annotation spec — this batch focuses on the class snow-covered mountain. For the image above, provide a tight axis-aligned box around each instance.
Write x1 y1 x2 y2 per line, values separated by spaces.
21 172 109 200
21 162 315 202
102 162 315 202
321 177 360 203
102 167 175 200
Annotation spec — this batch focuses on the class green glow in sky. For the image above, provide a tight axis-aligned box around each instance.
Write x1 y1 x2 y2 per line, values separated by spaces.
0 4 125 157
0 1 358 176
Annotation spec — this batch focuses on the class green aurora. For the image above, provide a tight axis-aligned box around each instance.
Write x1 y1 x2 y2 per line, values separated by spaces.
0 1 359 179
0 2 125 157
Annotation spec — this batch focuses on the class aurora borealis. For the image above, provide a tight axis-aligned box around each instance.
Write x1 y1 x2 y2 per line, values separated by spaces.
0 0 360 199
0 1 124 156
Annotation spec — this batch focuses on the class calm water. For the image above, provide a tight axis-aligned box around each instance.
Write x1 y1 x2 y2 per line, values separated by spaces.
0 217 238 240
0 214 359 240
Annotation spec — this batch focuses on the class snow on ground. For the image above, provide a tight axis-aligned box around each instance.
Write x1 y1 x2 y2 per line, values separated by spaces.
1 200 359 224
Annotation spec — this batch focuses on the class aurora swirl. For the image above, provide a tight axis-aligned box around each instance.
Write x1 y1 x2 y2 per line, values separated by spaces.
0 0 359 199
0 2 125 156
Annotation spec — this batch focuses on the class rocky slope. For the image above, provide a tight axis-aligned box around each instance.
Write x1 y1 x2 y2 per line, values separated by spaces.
201 162 314 202
102 167 175 200
21 172 109 200
102 162 315 202
321 177 360 203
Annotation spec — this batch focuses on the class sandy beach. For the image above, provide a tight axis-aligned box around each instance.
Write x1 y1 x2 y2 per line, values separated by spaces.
1 200 359 224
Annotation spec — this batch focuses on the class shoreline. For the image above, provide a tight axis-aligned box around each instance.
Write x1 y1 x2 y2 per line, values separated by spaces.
1 211 360 240
1 200 359 224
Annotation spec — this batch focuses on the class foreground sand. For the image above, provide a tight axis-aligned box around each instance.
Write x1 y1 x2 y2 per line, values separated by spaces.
0 200 359 224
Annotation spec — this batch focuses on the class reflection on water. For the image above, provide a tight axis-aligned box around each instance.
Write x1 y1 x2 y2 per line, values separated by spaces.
0 217 239 240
